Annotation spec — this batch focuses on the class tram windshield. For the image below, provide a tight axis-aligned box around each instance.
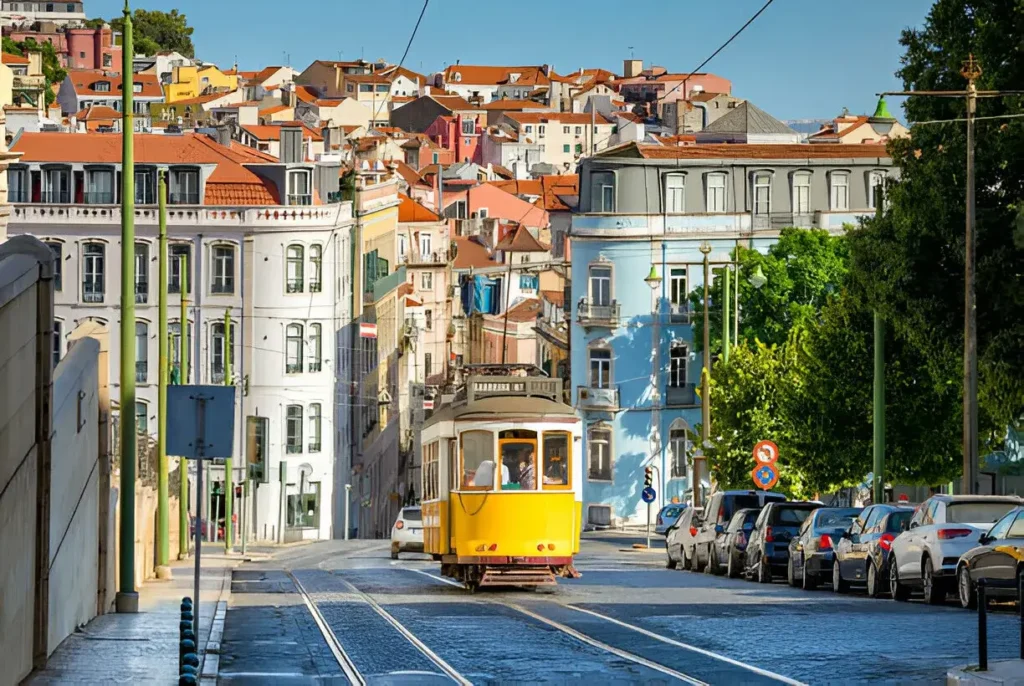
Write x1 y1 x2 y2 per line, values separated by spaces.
500 443 537 490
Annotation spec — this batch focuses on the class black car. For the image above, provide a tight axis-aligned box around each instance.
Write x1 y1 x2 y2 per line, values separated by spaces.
787 507 861 590
745 501 820 583
722 508 760 578
957 505 1024 609
693 490 786 574
833 504 914 597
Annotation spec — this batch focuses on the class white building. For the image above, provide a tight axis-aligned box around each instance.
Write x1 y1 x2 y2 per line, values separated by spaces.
1 0 86 26
6 129 354 542
501 111 616 172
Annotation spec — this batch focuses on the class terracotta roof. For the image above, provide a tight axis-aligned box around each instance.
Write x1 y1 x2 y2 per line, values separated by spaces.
241 123 323 141
495 224 549 253
690 91 726 103
315 98 345 107
344 72 392 84
378 65 426 84
229 140 279 162
429 94 478 111
68 70 163 98
655 134 698 147
505 111 612 126
487 178 542 196
75 105 120 120
2 52 29 65
11 132 281 206
503 298 542 323
539 174 579 211
452 236 498 270
398 193 440 222
478 99 550 111
243 66 285 84
600 141 890 160
294 85 319 103
392 160 427 188
259 104 291 115
540 289 564 307
491 164 514 180
442 65 550 87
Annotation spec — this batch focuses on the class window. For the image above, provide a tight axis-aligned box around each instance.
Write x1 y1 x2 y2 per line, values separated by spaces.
306 244 322 293
669 267 687 312
563 144 570 153
43 167 70 204
169 321 193 382
132 82 142 94
669 427 688 479
135 168 156 204
591 171 615 212
211 244 235 294
830 172 849 211
8 168 28 202
46 241 62 291
421 272 432 290
85 168 115 204
308 403 322 452
665 173 685 213
588 265 611 306
135 402 148 435
461 430 495 489
587 426 612 481
589 348 611 388
288 170 312 206
524 125 533 134
792 171 811 215
286 244 304 293
308 323 322 372
135 321 148 383
753 172 771 216
575 126 582 135
868 171 885 210
542 431 570 489
424 309 433 330
286 405 303 453
424 352 432 375
210 321 233 384
419 232 432 258
169 244 191 293
538 125 546 138
52 319 62 369
669 345 687 387
134 243 149 304
499 435 537 491
82 242 105 303
398 235 407 261
169 168 200 205
93 81 110 92
285 323 303 374
706 173 726 213
461 119 475 135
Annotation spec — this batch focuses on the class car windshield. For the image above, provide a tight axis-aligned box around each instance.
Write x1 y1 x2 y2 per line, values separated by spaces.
815 509 859 530
773 506 815 526
886 511 912 532
402 507 422 523
661 506 685 520
946 501 1016 524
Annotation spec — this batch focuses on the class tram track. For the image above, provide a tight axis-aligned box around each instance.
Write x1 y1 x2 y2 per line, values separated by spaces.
285 570 365 685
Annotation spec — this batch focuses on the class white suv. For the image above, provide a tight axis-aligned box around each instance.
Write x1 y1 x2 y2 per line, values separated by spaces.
390 506 424 560
889 495 1020 604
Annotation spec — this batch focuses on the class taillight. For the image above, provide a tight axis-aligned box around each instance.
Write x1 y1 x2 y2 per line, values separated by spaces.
396 520 404 530
719 505 725 522
689 526 698 537
764 526 774 542
818 534 832 550
489 543 498 551
879 533 894 551
736 532 746 546
938 528 973 540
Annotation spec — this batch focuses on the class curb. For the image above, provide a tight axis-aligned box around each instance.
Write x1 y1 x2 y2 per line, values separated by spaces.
199 561 235 685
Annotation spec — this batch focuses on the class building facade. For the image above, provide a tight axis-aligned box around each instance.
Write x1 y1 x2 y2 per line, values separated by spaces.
569 142 895 527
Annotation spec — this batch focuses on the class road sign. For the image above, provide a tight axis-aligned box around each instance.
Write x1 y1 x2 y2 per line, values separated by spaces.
751 463 779 490
167 385 236 459
753 440 779 464
359 322 377 339
641 486 657 503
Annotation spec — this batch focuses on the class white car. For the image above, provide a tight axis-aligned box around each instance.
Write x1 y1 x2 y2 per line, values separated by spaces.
889 495 1020 604
390 506 424 559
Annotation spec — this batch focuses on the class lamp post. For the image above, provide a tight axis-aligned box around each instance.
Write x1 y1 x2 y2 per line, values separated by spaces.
695 241 712 509
644 261 663 522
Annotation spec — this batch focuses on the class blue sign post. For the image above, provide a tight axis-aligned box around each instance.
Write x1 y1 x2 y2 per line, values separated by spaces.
641 486 657 504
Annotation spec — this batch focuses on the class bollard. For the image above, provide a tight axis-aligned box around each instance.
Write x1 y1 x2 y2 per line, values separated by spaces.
180 597 193 610
182 629 196 644
180 638 196 663
179 620 192 635
181 610 194 623
978 579 988 672
179 675 198 686
182 652 200 668
1019 572 1024 660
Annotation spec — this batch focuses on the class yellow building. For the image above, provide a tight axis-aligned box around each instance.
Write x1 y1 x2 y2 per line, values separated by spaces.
164 64 240 103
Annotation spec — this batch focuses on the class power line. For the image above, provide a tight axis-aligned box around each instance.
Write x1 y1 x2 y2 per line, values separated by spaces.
371 0 430 126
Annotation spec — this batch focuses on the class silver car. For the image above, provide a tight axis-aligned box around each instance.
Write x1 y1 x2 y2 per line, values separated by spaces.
889 495 1021 604
666 507 703 570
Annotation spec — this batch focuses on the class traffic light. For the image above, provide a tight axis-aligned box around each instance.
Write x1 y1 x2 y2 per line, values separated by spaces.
644 467 652 488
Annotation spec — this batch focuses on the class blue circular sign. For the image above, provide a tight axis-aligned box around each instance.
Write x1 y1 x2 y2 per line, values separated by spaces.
641 486 657 503
751 463 779 490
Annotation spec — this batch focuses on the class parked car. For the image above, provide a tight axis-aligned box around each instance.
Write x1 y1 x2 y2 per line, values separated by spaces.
190 517 224 541
833 505 914 597
956 505 1024 609
655 503 688 536
666 507 703 570
744 501 820 583
721 508 761 578
693 490 786 574
787 507 861 590
889 495 1020 604
390 506 424 559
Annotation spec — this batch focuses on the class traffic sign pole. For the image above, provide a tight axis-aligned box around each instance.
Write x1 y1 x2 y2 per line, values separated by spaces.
646 501 651 550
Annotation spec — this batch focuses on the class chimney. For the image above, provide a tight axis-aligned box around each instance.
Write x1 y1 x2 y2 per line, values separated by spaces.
215 123 231 148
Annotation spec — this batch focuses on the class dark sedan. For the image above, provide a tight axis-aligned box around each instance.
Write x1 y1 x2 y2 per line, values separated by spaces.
956 505 1024 609
723 508 760 578
788 507 861 590
833 505 913 597
745 501 820 583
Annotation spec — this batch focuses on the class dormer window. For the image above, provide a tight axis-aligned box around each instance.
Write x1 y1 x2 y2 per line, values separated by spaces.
453 72 462 82
287 170 312 206
169 168 200 205
509 73 520 83
93 81 111 92
133 82 143 93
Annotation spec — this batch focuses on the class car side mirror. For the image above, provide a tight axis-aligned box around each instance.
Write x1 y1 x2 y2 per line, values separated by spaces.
909 521 919 529
714 524 725 534
979 533 991 546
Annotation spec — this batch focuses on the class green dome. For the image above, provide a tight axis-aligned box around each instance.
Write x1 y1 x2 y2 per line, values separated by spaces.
872 96 894 120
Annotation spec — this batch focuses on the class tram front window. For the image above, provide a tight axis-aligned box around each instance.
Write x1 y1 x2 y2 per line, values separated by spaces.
461 430 495 489
542 431 570 488
501 443 537 490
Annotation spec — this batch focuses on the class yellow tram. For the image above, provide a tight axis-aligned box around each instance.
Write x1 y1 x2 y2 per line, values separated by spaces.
420 368 583 590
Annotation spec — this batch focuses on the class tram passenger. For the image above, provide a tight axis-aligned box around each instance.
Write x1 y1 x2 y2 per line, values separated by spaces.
544 457 568 485
519 452 536 490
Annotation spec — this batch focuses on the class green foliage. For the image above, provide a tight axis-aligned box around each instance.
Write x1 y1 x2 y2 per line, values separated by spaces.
92 9 195 57
3 37 67 106
2 36 23 56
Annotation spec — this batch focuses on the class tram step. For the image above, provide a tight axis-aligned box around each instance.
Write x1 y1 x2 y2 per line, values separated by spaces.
480 567 557 587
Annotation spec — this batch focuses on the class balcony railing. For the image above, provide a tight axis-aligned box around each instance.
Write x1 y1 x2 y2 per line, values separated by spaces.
577 299 619 327
211 369 225 384
668 302 691 324
287 194 313 206
308 361 322 373
84 191 116 205
308 442 321 453
41 190 71 204
9 190 30 203
135 281 148 304
753 212 815 231
401 250 449 265
82 281 104 303
135 361 148 383
169 192 200 205
577 385 620 411
285 362 302 374
666 383 699 407
286 442 302 454
309 281 322 293
286 279 303 294
211 280 234 295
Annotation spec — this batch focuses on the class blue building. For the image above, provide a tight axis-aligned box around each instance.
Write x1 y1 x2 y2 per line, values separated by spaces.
570 140 895 527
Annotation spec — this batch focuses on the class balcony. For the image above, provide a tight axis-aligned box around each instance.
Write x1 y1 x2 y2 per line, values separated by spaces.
753 212 815 231
286 278 303 294
82 281 104 303
577 299 619 328
668 302 691 324
135 281 148 304
577 386 620 412
401 250 449 265
169 192 200 205
135 361 148 383
308 361 322 373
666 383 699 407
41 190 70 204
287 194 312 206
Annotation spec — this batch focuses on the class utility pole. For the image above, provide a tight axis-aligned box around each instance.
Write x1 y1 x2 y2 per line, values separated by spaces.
696 241 712 509
223 308 233 551
155 170 169 579
880 56 1024 495
178 254 189 559
872 185 886 506
115 0 138 614
722 265 730 365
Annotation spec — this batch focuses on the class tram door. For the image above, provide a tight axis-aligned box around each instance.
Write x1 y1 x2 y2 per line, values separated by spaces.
498 429 538 490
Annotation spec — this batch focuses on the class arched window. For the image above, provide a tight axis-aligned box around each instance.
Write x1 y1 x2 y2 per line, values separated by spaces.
286 244 304 293
82 242 105 303
308 244 322 293
135 321 148 383
285 405 303 453
285 324 303 374
308 323 322 372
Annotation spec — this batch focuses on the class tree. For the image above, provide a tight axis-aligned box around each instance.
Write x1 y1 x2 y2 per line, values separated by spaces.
90 9 195 57
3 37 67 106
846 0 1024 451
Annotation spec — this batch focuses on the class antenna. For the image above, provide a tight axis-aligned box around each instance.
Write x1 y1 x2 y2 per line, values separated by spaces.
628 46 635 59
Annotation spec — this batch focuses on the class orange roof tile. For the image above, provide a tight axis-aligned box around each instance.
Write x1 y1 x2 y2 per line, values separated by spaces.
503 298 542 322
75 105 121 120
443 65 550 87
259 104 291 115
487 178 543 196
241 123 323 141
2 52 29 65
295 85 318 103
540 289 564 307
428 94 478 111
69 70 163 98
539 174 579 211
398 193 439 222
478 99 550 111
505 111 612 126
495 224 549 253
453 236 498 270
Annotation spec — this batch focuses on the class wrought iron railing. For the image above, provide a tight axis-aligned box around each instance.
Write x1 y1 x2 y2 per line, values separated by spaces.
577 299 619 326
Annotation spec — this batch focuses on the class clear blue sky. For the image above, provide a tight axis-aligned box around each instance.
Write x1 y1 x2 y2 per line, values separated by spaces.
90 0 934 121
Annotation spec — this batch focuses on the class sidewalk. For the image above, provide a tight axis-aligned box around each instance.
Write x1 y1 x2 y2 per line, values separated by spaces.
26 545 238 685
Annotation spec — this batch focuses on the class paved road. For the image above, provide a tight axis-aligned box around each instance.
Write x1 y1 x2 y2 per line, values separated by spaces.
217 533 1021 684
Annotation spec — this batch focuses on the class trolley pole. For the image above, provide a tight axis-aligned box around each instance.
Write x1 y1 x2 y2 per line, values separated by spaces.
872 186 886 506
696 241 713 509
223 309 233 552
178 255 190 559
155 170 170 578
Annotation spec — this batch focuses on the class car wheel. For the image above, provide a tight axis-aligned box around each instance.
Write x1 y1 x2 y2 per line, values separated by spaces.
787 557 798 587
727 552 739 579
832 560 849 594
667 552 678 570
922 557 945 605
958 564 977 610
802 556 818 591
867 560 884 599
757 554 771 584
707 546 721 575
890 560 910 602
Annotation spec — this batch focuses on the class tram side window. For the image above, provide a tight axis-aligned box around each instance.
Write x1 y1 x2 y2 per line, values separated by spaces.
542 431 571 489
423 441 439 500
461 430 495 489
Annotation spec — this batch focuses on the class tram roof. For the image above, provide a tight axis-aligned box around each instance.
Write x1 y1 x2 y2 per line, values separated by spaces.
422 374 577 427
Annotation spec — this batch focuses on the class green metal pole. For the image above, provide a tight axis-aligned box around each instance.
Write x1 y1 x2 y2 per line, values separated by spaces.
872 184 886 505
722 265 730 365
155 171 169 575
115 0 137 613
223 308 233 551
178 255 189 559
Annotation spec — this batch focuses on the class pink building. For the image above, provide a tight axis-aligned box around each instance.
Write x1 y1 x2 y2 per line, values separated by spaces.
423 112 482 164
66 26 121 71
618 68 732 116
442 183 548 231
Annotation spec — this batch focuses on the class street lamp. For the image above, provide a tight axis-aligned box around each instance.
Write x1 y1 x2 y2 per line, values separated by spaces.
696 242 712 509
644 264 662 291
645 261 663 520
749 264 767 290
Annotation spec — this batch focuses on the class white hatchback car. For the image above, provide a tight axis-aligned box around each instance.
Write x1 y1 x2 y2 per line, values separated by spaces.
889 495 1020 604
390 506 424 560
